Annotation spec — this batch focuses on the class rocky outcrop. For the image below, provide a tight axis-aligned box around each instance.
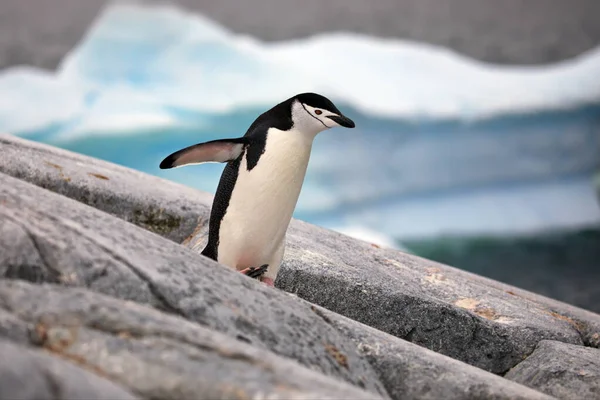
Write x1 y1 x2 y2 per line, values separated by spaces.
185 203 600 375
0 134 210 243
266 222 600 373
0 171 387 397
0 280 380 400
505 340 600 399
310 304 553 400
1 134 599 399
0 165 548 400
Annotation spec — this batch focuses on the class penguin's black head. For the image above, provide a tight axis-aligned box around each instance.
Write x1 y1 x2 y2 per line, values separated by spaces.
289 92 355 134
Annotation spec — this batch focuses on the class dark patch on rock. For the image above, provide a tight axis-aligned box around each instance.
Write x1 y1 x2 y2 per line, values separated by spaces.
131 207 183 236
324 343 349 369
87 172 109 180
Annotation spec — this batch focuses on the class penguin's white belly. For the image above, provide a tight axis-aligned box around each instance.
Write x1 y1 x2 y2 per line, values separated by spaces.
217 128 312 271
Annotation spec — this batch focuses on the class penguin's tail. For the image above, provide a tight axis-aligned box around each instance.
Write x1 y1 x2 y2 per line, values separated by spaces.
200 245 217 262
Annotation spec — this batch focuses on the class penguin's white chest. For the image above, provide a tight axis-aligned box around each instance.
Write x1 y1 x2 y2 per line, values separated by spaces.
217 128 313 271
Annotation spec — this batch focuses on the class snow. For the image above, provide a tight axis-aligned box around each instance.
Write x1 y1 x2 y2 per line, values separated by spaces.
1 2 599 137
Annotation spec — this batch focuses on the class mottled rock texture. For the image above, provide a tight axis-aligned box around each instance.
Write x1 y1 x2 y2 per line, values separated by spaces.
0 134 210 243
0 280 381 400
0 171 388 398
505 340 600 399
2 134 600 399
0 339 139 400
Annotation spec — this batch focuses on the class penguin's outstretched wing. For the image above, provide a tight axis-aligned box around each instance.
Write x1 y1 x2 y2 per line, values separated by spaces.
159 138 249 169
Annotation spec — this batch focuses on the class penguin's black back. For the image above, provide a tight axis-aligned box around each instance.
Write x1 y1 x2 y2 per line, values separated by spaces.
201 156 241 260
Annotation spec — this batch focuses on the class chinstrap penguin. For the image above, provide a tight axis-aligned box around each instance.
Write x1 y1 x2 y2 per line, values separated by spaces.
159 93 355 286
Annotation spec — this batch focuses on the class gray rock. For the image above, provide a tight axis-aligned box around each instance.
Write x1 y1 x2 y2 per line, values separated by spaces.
187 218 600 375
0 307 30 345
0 280 381 400
0 338 139 400
505 340 600 399
268 220 600 374
0 142 556 400
0 134 211 243
2 134 599 379
304 302 553 400
0 171 388 397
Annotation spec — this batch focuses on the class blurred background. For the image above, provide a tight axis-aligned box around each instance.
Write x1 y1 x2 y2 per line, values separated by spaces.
1 0 599 312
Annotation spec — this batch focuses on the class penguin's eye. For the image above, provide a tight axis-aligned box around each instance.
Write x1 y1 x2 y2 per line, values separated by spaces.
315 110 323 115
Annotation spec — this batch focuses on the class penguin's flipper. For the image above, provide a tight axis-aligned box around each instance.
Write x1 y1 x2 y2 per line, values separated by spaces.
159 138 248 169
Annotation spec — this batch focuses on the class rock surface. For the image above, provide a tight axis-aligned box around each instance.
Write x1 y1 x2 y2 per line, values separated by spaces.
190 218 600 375
0 171 387 397
505 340 600 399
307 303 553 400
0 135 559 400
0 280 380 400
4 135 599 375
0 168 554 400
2 134 600 399
0 338 139 400
0 134 209 243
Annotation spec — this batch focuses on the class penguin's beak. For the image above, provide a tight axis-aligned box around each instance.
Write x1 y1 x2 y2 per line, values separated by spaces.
327 114 355 128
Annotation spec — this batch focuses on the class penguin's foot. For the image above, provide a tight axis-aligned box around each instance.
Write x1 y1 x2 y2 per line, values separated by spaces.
261 277 275 287
240 264 268 279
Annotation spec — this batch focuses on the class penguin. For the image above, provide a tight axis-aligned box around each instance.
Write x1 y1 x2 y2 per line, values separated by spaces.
159 93 355 286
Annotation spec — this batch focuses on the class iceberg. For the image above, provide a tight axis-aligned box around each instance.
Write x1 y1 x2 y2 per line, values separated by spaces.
0 1 599 242
0 67 85 134
1 2 600 136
